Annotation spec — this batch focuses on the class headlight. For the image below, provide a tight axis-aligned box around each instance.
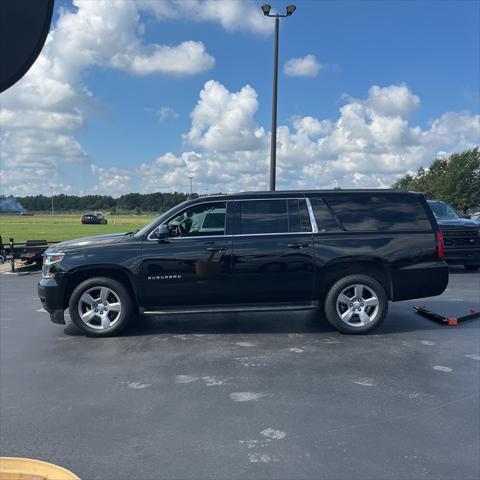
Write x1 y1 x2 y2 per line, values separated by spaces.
42 252 65 279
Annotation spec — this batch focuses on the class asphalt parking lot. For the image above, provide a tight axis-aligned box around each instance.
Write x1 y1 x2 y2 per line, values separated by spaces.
1 267 479 480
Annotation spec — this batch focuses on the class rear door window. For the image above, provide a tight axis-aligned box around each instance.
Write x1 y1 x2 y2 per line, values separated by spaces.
288 199 312 232
235 200 288 235
326 194 431 231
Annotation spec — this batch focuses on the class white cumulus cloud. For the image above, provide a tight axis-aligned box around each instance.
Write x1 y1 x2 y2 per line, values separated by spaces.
284 55 321 77
138 0 272 35
136 81 480 194
111 41 214 76
0 0 218 192
89 165 132 195
184 80 267 152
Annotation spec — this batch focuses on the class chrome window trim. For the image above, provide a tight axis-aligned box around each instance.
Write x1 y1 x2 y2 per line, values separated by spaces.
305 197 318 233
147 196 315 241
232 232 313 237
148 231 313 241
234 196 306 202
169 234 233 241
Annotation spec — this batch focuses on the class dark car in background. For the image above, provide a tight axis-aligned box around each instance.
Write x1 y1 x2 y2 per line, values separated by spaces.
81 212 107 225
39 190 448 337
427 200 480 271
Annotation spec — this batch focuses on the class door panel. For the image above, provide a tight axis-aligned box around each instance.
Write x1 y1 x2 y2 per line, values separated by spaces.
138 201 234 308
139 237 233 308
230 199 315 304
231 234 315 303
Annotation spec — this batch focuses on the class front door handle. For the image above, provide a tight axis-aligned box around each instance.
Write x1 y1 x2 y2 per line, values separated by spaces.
205 247 228 252
287 243 309 249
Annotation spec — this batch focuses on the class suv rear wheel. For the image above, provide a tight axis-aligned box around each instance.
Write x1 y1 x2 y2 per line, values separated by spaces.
324 274 388 334
69 277 133 337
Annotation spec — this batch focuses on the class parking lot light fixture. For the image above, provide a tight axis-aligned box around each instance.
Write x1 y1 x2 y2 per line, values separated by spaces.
261 4 271 16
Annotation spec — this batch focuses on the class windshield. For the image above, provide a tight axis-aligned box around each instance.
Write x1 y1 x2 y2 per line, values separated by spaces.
133 200 190 238
428 201 460 220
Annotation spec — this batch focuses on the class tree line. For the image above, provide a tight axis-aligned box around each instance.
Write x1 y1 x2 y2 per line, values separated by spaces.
1 192 197 214
392 148 480 213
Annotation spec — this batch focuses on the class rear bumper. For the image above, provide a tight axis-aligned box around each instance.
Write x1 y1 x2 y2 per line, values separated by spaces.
391 261 449 301
444 248 480 265
38 275 66 324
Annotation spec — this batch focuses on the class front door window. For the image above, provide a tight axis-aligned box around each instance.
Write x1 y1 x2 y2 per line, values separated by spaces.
167 203 226 237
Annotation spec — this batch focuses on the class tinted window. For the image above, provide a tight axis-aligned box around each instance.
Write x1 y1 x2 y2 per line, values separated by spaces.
167 202 226 236
428 201 460 220
288 199 312 232
326 194 431 231
236 200 288 234
309 198 342 232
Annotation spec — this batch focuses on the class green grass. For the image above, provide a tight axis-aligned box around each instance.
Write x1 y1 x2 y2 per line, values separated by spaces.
0 214 157 243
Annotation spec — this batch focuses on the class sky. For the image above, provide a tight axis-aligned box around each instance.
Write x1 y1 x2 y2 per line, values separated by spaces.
0 0 479 197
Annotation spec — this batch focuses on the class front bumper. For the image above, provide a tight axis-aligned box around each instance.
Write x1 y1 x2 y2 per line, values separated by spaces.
444 248 480 265
38 275 66 324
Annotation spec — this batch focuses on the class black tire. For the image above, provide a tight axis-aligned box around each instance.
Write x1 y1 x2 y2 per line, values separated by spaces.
323 274 388 334
69 277 134 337
99 219 107 224
464 265 479 272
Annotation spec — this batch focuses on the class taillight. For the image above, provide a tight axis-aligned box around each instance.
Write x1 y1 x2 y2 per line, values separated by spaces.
436 230 445 260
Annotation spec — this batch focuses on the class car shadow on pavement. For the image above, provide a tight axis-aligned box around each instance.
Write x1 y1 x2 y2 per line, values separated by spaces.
448 266 480 275
62 308 479 338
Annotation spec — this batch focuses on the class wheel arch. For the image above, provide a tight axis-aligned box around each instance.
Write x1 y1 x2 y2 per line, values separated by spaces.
63 266 139 311
318 258 393 300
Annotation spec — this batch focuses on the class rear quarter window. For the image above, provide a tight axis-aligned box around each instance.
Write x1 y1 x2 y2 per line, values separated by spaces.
325 194 431 231
309 198 343 232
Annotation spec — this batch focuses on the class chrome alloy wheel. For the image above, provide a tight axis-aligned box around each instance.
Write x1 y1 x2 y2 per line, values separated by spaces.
335 283 380 327
77 286 122 330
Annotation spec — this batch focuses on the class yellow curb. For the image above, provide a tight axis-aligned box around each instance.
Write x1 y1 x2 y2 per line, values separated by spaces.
0 457 80 480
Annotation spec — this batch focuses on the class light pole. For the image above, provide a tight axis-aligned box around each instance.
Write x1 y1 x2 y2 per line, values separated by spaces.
261 4 296 191
49 185 54 215
188 175 193 197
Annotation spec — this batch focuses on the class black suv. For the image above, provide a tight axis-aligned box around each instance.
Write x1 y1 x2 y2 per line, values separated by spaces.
427 200 480 271
81 212 107 224
39 190 448 337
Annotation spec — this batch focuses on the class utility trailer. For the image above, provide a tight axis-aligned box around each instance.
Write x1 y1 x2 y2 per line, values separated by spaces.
0 236 59 271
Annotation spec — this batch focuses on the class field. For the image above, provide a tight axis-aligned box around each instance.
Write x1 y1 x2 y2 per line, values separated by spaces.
0 214 157 243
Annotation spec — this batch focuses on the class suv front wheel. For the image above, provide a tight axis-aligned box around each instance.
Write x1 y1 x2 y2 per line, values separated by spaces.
324 274 388 334
69 277 133 337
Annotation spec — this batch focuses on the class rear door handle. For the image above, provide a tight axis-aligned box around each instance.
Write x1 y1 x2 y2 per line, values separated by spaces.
205 247 228 252
287 243 309 249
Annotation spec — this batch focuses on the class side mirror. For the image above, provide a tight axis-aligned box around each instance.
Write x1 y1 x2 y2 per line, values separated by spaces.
154 224 170 239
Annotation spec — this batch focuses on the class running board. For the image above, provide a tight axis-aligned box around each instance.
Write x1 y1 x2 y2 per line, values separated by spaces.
142 304 317 316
